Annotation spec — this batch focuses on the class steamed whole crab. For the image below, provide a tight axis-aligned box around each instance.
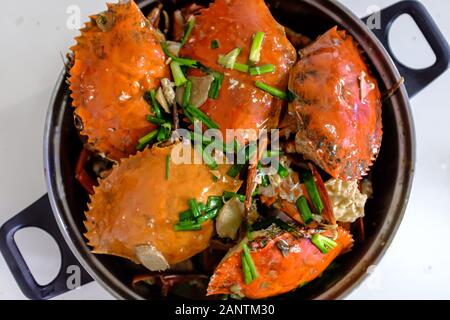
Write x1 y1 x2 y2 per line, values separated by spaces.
67 0 385 299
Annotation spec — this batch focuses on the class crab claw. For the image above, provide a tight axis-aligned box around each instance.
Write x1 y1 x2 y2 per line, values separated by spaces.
288 27 382 180
207 226 353 299
84 144 241 270
179 0 296 143
69 1 169 161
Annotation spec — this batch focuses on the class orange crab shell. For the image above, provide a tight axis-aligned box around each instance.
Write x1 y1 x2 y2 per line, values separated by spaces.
69 1 169 161
288 27 382 180
180 0 297 143
84 144 242 266
207 227 353 299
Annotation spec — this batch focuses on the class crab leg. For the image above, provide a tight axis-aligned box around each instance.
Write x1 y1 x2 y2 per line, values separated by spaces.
75 147 96 195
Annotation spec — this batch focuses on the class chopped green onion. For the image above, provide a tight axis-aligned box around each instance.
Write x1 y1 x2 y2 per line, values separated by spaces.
188 199 202 218
182 80 192 107
211 39 219 49
223 191 246 203
136 130 158 151
180 18 195 47
185 104 219 129
157 122 172 142
262 150 283 158
174 222 202 231
165 155 170 180
249 32 265 65
208 72 224 99
278 164 289 179
241 253 252 284
144 90 162 119
261 174 270 187
226 164 245 178
242 244 258 280
199 203 206 212
197 207 220 224
206 196 223 211
255 81 287 100
218 48 241 69
195 142 218 170
146 115 166 125
161 42 198 67
179 210 192 221
303 172 324 214
249 64 275 76
296 196 313 225
311 234 337 254
170 61 187 87
233 63 249 73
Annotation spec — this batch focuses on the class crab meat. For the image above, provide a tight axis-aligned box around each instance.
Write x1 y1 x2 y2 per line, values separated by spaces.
207 226 353 299
84 144 241 269
288 27 382 180
179 0 297 143
69 1 169 161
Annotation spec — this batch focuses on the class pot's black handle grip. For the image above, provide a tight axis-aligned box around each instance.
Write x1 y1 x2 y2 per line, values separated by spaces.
362 0 450 98
0 194 93 300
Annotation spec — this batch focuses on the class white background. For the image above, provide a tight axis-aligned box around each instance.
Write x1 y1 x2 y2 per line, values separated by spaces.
0 0 449 300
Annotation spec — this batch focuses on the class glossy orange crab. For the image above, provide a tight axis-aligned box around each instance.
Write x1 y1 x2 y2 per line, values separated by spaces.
207 226 353 299
180 0 297 143
288 27 382 180
69 1 169 161
84 144 241 270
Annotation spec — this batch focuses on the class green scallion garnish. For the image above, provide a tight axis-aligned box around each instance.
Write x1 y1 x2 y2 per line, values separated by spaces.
174 222 202 231
255 81 287 100
185 104 219 129
161 42 198 68
278 164 289 179
303 172 324 214
188 198 202 218
223 191 246 203
261 174 270 187
165 155 170 180
241 253 252 284
249 64 275 76
136 130 158 151
249 32 265 65
311 234 337 254
206 196 223 211
208 72 224 99
182 80 192 107
146 115 166 125
296 196 313 225
242 243 258 280
233 63 249 73
180 18 195 47
157 122 172 142
195 142 218 170
179 210 192 221
218 48 241 69
197 207 220 224
144 90 162 119
211 39 219 49
170 61 187 87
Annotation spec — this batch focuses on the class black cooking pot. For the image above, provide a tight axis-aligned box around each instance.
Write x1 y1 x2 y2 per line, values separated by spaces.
1 0 449 300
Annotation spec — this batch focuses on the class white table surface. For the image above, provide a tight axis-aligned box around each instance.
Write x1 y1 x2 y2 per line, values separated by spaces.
0 0 449 300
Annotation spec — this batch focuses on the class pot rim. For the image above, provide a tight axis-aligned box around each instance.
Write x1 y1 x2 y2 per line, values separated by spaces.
43 0 416 300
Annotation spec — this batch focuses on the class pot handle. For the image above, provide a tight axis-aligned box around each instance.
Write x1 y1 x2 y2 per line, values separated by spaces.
0 194 93 300
362 0 450 98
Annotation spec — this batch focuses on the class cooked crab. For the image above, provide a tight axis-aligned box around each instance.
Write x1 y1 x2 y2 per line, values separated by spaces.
84 144 241 270
69 0 169 161
288 27 382 180
179 0 297 143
